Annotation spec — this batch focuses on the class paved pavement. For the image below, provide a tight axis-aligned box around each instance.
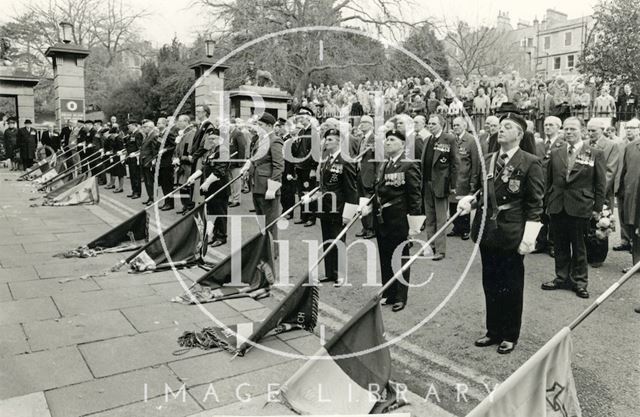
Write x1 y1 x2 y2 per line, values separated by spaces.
0 170 454 417
1 168 638 416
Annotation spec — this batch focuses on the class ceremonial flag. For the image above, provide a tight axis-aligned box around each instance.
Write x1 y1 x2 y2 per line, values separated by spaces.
42 176 99 206
466 327 582 417
54 210 149 258
172 232 274 304
280 298 404 415
176 273 318 356
124 204 207 272
34 168 59 184
44 173 88 200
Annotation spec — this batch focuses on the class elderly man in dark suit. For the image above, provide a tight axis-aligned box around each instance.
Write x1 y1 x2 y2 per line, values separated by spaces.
140 121 159 205
448 116 479 240
157 117 177 210
371 129 422 312
355 115 377 239
315 128 358 285
460 112 544 354
174 115 196 213
618 119 640 269
227 118 247 208
542 117 607 299
242 112 284 243
421 113 458 260
16 119 38 170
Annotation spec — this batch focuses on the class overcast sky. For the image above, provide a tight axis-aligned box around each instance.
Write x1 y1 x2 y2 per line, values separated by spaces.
3 0 597 47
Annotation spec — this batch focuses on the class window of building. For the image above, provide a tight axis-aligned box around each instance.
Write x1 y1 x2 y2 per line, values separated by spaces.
544 36 551 49
567 55 575 68
565 32 572 46
554 57 561 70
527 38 534 47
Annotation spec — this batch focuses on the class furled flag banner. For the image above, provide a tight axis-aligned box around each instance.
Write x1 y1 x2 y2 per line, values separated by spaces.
176 272 318 356
44 173 88 201
280 298 404 415
172 231 274 304
122 204 207 272
466 327 582 417
42 176 99 206
54 209 149 258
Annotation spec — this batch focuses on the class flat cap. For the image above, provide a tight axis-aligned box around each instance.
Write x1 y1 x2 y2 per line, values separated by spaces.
258 112 276 126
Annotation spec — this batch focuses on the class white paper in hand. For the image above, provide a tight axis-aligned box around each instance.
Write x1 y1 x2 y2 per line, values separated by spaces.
265 179 282 200
342 202 359 221
518 221 543 254
407 215 426 235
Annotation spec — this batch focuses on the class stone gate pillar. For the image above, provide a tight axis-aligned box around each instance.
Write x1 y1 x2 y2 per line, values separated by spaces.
189 59 229 121
45 43 90 129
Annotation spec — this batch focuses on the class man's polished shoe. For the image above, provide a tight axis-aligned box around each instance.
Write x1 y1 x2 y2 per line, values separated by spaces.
304 220 316 227
334 278 345 287
613 243 631 251
590 262 603 268
461 232 470 240
446 231 458 237
209 239 226 248
355 230 366 237
541 280 565 290
229 202 240 208
380 298 392 306
105 184 115 190
318 276 336 283
113 189 123 193
294 219 306 224
575 288 590 299
142 199 152 205
362 232 375 239
160 204 174 211
497 341 516 354
131 194 141 199
392 302 405 312
432 253 445 261
474 336 499 347
285 213 293 220
548 247 555 258
126 193 135 197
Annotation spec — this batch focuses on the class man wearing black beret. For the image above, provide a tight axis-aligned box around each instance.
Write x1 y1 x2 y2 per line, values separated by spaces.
460 111 544 354
292 106 319 227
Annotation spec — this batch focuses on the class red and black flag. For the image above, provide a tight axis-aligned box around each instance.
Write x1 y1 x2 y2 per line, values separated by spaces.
176 273 318 356
114 204 207 272
54 209 149 258
172 232 274 304
280 298 405 414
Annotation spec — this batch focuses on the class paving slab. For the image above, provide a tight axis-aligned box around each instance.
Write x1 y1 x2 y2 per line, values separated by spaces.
0 254 73 268
79 327 213 377
280 334 322 356
224 297 268 312
0 244 26 257
0 297 60 325
185 394 295 416
85 394 203 417
0 323 29 356
94 270 177 289
45 366 183 417
0 234 58 245
0 391 51 417
120 301 240 333
188 360 302 410
0 283 11 302
21 241 64 254
12 225 86 236
240 307 270 322
0 347 92 399
34 258 122 279
0 266 39 283
53 286 163 316
23 310 137 351
151 281 200 300
169 338 299 387
9 278 100 299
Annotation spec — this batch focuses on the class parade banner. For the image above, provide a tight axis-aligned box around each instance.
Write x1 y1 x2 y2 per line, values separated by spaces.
177 272 317 356
172 232 274 304
466 327 581 417
42 176 99 206
54 209 149 258
280 298 404 415
44 173 88 200
124 204 207 272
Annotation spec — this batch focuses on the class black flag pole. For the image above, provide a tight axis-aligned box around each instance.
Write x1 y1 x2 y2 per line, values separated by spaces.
110 173 244 271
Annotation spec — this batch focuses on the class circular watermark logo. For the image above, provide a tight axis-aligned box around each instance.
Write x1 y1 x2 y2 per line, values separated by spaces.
153 25 489 361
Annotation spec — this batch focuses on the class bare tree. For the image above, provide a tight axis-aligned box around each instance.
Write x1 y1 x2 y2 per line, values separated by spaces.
441 20 518 79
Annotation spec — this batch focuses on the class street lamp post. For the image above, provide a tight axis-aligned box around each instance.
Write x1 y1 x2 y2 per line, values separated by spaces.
59 21 73 44
205 39 215 58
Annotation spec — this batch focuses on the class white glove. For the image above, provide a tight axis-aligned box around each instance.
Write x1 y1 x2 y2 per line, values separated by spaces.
456 195 476 215
172 157 180 166
407 215 426 236
286 174 294 181
240 159 252 174
518 221 543 255
187 170 203 184
342 203 359 223
151 158 156 166
309 169 317 179
265 179 281 200
358 197 372 217
301 191 319 205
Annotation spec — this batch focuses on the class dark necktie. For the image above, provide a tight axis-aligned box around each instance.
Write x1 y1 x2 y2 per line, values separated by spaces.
495 152 508 175
545 139 551 154
567 145 576 179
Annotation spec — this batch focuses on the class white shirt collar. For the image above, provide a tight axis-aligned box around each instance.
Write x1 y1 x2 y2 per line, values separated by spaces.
389 152 403 164
569 140 583 152
330 149 341 162
546 134 558 145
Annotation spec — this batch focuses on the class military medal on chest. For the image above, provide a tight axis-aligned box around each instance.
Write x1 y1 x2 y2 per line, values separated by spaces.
501 165 515 183
385 171 405 187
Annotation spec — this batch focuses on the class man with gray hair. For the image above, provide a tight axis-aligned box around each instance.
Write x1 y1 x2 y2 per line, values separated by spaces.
140 120 158 205
355 114 377 239
448 116 478 240
615 118 640 252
